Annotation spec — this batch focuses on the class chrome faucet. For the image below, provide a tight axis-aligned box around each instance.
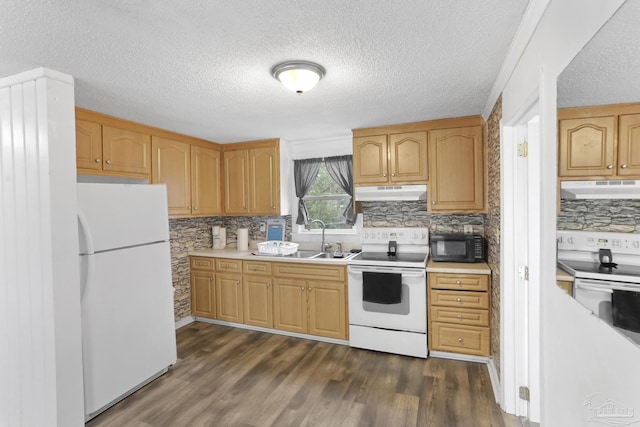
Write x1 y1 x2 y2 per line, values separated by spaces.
309 219 330 252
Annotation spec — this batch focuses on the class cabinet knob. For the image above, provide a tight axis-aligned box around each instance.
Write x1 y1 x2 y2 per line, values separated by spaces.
456 280 461 285
272 206 276 209
432 201 437 205
308 287 312 292
300 287 305 291
95 158 101 163
457 314 463 319
457 337 463 343
607 164 614 169
105 160 112 165
456 297 462 302
621 164 628 169
266 283 270 288
236 280 240 285
188 206 192 210
391 173 395 177
383 173 387 177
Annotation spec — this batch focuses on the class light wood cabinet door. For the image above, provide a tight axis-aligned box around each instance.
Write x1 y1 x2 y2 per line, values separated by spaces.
273 278 307 334
243 275 273 328
216 273 243 323
152 136 191 216
389 131 428 183
102 125 151 175
558 116 616 177
353 135 389 184
191 145 222 215
307 281 347 340
76 119 103 171
223 149 250 214
618 113 640 176
249 146 279 215
191 270 215 318
429 126 484 212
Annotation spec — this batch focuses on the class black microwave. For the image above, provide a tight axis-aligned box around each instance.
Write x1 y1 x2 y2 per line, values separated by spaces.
430 233 485 263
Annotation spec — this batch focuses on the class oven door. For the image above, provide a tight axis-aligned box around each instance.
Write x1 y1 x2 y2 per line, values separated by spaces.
348 265 426 333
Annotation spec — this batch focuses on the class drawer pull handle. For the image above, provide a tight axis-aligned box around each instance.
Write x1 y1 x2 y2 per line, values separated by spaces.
456 298 462 302
458 337 463 343
456 280 461 285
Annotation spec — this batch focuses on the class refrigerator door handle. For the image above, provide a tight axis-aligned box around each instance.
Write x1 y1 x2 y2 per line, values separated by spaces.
78 211 95 300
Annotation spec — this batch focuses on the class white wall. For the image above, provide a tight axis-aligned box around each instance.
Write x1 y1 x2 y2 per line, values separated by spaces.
0 68 84 426
497 1 638 425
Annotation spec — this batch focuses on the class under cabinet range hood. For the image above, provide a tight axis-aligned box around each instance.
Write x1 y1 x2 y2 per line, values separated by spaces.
354 184 427 201
561 180 640 199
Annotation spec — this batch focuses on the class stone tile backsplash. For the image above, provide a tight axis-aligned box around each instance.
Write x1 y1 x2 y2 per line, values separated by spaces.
558 199 640 232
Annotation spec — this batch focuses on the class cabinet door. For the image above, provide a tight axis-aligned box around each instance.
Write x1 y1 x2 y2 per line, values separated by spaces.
389 132 428 183
76 119 103 171
273 278 307 334
102 125 151 175
152 136 191 216
192 145 222 215
243 275 273 328
307 281 347 340
353 135 389 184
429 126 484 212
216 273 243 323
191 270 215 318
249 146 279 215
558 116 616 177
618 113 640 176
223 149 250 214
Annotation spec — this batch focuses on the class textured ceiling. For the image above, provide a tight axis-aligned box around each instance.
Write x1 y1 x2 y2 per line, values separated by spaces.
2 1 528 143
558 0 639 108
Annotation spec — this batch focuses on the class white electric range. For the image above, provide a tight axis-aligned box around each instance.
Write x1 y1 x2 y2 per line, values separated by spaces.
347 227 429 358
557 230 640 346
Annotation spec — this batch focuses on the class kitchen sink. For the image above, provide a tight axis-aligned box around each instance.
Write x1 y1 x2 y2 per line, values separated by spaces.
285 250 322 258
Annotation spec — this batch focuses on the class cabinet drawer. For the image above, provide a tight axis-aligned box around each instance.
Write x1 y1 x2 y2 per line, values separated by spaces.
273 263 345 282
190 256 215 271
431 322 490 356
430 273 489 291
243 260 272 275
430 306 489 327
216 258 243 273
430 289 489 309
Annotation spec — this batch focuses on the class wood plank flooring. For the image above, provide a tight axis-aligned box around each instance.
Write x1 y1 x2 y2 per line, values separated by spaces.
87 322 522 427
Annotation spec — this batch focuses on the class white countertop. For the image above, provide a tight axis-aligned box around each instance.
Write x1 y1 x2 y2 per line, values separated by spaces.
426 259 491 275
188 247 356 264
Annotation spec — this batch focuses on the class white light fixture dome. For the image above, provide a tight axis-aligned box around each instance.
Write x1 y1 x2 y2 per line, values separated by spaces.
271 60 326 94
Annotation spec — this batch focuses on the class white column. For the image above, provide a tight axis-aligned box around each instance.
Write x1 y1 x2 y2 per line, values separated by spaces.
0 68 83 426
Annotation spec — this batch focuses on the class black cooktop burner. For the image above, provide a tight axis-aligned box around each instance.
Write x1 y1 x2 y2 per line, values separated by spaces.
562 260 640 278
352 252 427 263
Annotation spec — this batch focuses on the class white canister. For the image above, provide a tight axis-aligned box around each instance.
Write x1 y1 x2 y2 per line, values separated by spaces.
237 228 249 251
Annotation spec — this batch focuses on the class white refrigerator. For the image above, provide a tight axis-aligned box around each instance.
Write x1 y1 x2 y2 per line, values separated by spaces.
77 183 177 421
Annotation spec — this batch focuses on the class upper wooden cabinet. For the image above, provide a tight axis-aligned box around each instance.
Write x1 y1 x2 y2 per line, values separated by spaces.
353 131 428 185
76 116 151 177
152 137 222 217
223 139 285 216
428 125 485 212
558 103 640 179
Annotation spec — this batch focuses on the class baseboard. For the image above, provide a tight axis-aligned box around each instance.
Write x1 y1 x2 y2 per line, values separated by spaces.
193 317 349 346
175 316 195 330
430 351 502 405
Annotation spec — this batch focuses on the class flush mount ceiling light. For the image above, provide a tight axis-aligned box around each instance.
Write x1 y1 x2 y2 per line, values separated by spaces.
271 60 326 94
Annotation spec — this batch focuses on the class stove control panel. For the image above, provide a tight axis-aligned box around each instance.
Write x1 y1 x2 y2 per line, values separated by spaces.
558 231 640 254
360 228 429 244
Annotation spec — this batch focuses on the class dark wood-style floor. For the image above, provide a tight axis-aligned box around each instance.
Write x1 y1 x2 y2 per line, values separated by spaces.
87 322 521 427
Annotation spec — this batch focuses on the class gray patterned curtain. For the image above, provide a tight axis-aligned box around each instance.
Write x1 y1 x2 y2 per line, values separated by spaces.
294 158 322 225
325 155 356 225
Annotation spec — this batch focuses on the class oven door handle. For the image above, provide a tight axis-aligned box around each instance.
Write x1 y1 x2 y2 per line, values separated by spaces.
575 281 614 294
348 266 425 277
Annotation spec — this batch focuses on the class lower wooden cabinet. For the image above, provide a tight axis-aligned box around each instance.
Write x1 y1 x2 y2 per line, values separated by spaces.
428 270 491 356
189 257 347 340
557 280 573 296
190 257 216 318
